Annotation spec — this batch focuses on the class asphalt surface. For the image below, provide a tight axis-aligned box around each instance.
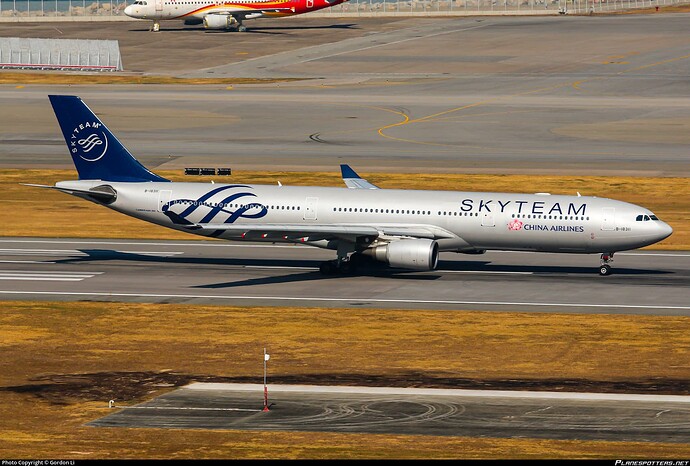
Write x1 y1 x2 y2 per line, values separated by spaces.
1 237 688 314
90 383 690 442
0 14 689 175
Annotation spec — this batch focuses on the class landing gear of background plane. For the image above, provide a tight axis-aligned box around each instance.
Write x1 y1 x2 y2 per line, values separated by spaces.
152 21 160 32
237 24 247 32
599 252 614 276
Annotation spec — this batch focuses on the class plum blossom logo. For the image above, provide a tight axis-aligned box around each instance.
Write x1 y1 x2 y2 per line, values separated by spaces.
508 219 523 231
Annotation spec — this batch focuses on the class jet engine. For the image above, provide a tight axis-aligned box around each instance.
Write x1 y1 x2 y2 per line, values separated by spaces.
363 239 439 271
202 14 237 29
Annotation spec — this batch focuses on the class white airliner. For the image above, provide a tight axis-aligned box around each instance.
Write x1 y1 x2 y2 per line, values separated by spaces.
32 95 673 276
124 0 349 32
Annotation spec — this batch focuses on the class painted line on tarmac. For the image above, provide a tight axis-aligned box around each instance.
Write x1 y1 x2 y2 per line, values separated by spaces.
186 383 690 403
112 405 262 412
0 290 687 311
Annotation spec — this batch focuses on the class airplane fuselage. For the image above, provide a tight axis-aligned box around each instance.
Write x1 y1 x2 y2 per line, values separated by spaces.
124 0 348 21
55 179 672 255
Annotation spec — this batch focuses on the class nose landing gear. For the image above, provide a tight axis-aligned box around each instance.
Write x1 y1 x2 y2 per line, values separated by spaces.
599 252 614 276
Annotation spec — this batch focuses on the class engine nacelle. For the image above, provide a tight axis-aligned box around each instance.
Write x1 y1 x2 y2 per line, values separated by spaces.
364 239 439 271
203 14 237 29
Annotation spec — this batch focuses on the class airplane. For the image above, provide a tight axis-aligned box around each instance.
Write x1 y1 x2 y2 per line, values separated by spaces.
124 0 349 32
30 95 673 276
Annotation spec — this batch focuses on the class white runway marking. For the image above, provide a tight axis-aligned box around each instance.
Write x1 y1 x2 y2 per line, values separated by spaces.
242 265 315 270
186 382 690 404
0 271 103 281
0 290 687 311
112 405 262 412
0 260 53 264
0 239 302 249
0 248 183 257
443 270 534 275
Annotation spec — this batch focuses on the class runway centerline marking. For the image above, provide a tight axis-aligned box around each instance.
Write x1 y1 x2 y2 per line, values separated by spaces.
0 291 687 311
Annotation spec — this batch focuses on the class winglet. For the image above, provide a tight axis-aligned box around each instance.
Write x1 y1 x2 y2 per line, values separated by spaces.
340 164 379 190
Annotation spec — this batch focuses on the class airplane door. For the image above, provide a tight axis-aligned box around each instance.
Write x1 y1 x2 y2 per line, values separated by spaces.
158 190 172 212
481 212 495 227
304 197 318 221
155 0 163 11
601 208 615 231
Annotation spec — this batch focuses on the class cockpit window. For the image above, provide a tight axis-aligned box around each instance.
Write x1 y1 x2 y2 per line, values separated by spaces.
637 213 661 221
133 1 147 5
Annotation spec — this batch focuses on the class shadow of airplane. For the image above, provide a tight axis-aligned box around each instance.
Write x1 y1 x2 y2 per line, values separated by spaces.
48 249 672 288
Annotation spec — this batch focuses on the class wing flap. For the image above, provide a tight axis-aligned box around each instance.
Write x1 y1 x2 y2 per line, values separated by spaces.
178 222 455 241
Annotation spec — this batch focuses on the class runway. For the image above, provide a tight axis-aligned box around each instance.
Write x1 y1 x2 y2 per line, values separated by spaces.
1 237 688 315
90 383 690 443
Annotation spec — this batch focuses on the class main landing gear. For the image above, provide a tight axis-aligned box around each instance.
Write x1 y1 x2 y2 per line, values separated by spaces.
599 252 614 276
319 252 366 276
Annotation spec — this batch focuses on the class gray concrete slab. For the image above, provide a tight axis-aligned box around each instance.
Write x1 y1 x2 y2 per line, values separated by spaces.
0 238 688 315
1 14 689 176
89 383 690 442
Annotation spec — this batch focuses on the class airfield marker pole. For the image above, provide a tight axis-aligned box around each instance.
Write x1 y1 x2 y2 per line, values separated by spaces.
263 348 270 412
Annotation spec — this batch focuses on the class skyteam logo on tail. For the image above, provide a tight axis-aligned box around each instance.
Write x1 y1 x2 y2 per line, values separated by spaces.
70 121 108 162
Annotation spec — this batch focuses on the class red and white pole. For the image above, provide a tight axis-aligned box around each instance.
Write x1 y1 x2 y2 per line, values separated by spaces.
263 347 270 412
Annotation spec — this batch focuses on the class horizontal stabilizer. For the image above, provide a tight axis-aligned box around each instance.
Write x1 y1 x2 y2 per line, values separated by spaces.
340 164 379 190
23 183 117 203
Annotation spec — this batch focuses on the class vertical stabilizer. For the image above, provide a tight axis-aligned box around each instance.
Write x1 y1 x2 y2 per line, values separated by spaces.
49 95 169 182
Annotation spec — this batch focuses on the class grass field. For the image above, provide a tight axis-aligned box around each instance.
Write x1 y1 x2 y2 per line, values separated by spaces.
1 301 689 459
1 169 688 248
1 169 688 458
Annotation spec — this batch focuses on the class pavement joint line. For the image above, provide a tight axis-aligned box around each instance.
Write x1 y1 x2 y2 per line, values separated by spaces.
112 405 262 412
184 383 690 403
0 290 687 310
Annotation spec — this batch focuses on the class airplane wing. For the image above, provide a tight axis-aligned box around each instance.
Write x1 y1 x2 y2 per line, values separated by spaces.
165 214 456 243
205 7 293 18
340 164 380 190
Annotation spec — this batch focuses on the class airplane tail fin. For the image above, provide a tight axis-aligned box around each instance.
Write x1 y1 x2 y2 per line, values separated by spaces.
48 95 169 182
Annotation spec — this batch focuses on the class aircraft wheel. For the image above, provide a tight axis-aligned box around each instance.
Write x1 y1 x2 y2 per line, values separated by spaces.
598 264 612 276
238 25 247 32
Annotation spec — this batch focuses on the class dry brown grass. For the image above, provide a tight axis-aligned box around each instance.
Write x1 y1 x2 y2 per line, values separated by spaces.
0 71 302 85
1 301 689 458
2 169 687 249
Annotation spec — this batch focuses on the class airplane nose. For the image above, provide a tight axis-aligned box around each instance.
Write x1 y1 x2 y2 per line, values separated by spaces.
124 5 134 16
658 222 673 241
